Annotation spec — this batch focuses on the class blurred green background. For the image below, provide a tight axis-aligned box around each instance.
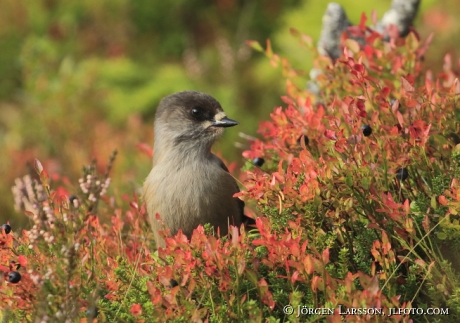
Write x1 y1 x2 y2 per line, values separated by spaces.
1 0 458 227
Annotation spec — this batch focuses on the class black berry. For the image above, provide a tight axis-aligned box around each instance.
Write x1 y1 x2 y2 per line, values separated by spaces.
297 134 309 146
252 157 264 167
1 224 11 234
86 307 99 318
361 124 372 137
170 279 179 288
396 168 409 181
8 271 21 284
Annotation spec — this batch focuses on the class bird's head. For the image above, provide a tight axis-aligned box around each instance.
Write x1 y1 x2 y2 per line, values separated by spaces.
154 91 238 151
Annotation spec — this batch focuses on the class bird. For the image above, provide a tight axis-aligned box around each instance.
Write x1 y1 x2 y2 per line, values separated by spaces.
143 90 251 247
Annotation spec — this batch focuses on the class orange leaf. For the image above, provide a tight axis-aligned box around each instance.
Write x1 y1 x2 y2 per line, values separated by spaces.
130 303 142 316
303 255 314 275
438 195 448 206
322 248 330 264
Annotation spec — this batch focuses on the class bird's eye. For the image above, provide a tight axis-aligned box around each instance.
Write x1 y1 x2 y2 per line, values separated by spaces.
191 107 203 118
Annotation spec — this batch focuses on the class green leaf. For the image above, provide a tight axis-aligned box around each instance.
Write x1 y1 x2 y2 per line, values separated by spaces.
431 195 437 209
436 231 447 240
246 40 264 52
345 39 360 53
410 201 421 213
346 174 353 187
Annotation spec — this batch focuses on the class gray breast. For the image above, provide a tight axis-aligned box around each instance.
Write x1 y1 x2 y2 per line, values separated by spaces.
144 160 241 240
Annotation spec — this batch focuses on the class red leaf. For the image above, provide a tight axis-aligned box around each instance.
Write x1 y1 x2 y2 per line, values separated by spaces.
353 64 364 74
111 216 123 233
359 12 367 31
418 32 434 58
401 77 415 92
406 99 418 108
281 96 295 105
258 278 275 310
136 142 153 158
334 138 347 153
130 303 142 316
391 99 400 113
324 130 337 140
390 124 402 135
311 275 320 292
380 87 391 98
396 111 404 126
291 270 299 284
18 255 27 268
146 284 162 305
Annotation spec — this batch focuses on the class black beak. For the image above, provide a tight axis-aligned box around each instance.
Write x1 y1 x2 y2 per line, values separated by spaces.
211 116 238 128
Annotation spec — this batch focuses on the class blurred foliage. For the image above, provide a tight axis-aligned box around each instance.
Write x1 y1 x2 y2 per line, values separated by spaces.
0 0 459 228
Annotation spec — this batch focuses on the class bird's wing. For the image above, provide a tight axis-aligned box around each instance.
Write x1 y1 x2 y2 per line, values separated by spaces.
215 155 255 226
